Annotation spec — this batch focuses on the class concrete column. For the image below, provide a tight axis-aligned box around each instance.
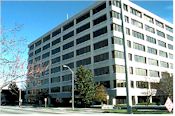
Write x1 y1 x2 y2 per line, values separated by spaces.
135 96 138 104
149 96 152 103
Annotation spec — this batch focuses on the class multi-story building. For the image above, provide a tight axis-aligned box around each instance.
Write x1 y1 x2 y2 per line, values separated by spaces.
26 0 174 105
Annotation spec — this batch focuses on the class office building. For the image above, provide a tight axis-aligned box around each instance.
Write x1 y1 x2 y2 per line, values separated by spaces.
26 0 174 105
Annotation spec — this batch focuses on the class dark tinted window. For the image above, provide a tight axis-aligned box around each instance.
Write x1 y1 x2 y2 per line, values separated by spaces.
76 57 91 67
94 52 109 63
93 14 107 26
42 52 50 59
35 40 42 47
63 41 74 50
76 46 90 56
63 21 74 31
94 39 108 50
29 44 34 50
94 66 109 76
93 26 107 38
76 22 90 34
42 43 50 50
93 2 106 14
52 38 61 46
43 35 50 42
35 48 41 54
51 47 60 55
62 52 74 60
76 12 90 24
51 66 60 74
63 31 74 40
52 28 61 37
76 34 90 45
51 56 60 64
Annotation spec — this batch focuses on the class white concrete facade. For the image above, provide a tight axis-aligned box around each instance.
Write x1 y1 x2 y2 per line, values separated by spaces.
27 0 174 105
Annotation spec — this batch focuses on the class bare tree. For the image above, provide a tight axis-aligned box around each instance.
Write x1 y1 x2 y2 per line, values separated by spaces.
0 24 27 105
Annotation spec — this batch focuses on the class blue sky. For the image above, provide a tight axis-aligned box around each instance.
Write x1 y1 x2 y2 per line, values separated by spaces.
1 0 173 65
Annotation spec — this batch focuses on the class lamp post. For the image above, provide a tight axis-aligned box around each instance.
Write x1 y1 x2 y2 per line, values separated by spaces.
62 65 74 110
106 95 109 105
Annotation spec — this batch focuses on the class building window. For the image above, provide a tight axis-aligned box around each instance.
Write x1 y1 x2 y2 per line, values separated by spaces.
94 52 109 63
76 57 91 67
110 11 121 19
157 30 165 38
117 81 126 87
158 40 166 48
51 47 60 55
149 70 159 77
63 41 74 50
63 21 74 31
160 61 169 68
168 44 173 50
169 53 173 59
35 40 42 47
94 39 108 50
76 46 90 56
144 14 154 24
42 52 50 59
112 50 124 59
63 62 74 70
148 58 158 66
111 23 122 32
100 81 110 88
165 25 173 33
159 50 168 58
52 37 61 46
51 76 60 83
109 0 121 8
135 68 147 76
93 2 106 14
93 14 107 26
76 12 90 24
128 53 132 61
29 52 33 57
126 28 130 35
136 81 148 88
29 44 34 50
167 34 173 41
62 51 74 60
62 74 72 81
112 36 123 45
42 43 50 51
146 36 156 44
62 85 72 92
51 66 60 74
123 4 128 11
133 42 145 51
134 55 146 64
43 35 50 43
35 56 41 62
124 16 129 23
147 47 157 55
129 67 133 74
76 34 90 45
145 25 155 33
52 28 61 37
35 48 41 55
76 22 90 34
94 66 109 76
130 7 142 18
127 40 131 48
131 19 143 28
51 87 60 93
63 31 74 40
113 65 125 73
93 26 107 38
51 56 60 64
170 63 173 69
155 20 164 28
132 30 144 40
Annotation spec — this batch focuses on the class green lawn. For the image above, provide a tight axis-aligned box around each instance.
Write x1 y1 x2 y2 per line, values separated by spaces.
103 109 172 114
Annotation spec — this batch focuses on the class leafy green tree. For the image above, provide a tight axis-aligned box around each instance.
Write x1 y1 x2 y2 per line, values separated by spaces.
94 84 107 104
159 72 173 100
75 65 96 107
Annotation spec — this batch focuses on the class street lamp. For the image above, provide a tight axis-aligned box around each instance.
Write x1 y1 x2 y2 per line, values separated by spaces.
62 65 74 110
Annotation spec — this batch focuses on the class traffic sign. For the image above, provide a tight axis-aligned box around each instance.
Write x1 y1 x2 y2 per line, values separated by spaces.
165 97 173 112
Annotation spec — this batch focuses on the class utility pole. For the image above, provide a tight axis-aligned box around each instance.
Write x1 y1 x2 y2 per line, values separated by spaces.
120 0 132 114
0 89 1 107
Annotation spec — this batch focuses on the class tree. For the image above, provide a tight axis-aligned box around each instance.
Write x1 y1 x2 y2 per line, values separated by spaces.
94 84 107 105
75 65 96 107
159 72 173 100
